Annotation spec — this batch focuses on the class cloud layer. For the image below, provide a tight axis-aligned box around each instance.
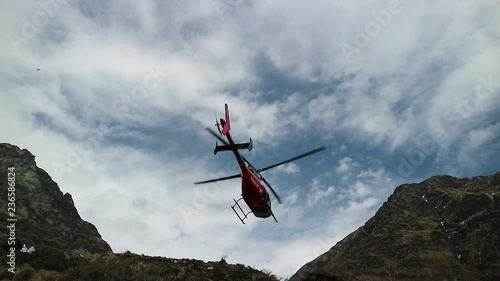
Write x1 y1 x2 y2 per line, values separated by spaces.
1 0 499 277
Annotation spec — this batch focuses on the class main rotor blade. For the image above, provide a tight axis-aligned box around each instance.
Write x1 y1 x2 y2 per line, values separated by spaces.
205 127 229 146
194 173 241 185
258 146 326 173
261 176 282 204
196 127 244 185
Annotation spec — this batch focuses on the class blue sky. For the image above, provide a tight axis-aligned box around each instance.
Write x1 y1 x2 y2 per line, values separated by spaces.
1 0 499 278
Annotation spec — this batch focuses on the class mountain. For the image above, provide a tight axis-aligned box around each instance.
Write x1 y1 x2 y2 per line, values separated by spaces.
290 172 500 281
0 143 111 255
3 142 498 281
0 143 279 281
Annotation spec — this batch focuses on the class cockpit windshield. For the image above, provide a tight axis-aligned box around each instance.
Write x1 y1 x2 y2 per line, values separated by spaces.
245 160 260 178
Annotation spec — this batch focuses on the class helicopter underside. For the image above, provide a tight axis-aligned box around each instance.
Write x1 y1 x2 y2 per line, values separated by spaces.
231 197 277 224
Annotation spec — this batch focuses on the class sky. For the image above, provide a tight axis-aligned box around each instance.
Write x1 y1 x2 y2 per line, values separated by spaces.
1 0 499 278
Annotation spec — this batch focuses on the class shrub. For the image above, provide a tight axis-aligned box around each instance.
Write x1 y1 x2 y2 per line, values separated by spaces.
13 265 35 281
0 267 14 280
32 269 61 281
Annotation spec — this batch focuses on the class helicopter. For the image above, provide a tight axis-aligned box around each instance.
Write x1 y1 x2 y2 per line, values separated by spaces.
194 104 325 224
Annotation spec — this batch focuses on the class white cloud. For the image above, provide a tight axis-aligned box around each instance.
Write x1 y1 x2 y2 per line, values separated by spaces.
275 162 300 174
454 123 500 171
1 0 498 279
349 181 373 199
336 157 355 174
306 178 336 207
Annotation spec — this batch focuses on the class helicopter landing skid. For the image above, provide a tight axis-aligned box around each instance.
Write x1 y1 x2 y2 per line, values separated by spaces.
231 198 252 224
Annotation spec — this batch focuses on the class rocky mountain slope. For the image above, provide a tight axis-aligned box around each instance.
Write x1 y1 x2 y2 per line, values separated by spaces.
290 172 500 281
0 143 111 255
0 143 279 281
0 251 278 281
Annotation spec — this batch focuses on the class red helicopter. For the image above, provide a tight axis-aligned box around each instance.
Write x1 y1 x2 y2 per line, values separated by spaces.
194 104 325 224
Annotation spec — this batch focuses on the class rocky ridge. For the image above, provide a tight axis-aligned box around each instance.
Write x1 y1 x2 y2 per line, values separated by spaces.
0 143 279 281
290 172 500 281
0 143 111 256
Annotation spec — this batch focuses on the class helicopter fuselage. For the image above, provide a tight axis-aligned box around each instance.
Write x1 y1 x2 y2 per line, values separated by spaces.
222 118 273 218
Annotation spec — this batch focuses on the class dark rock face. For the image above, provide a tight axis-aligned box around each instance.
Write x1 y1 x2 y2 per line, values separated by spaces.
0 143 112 255
0 144 280 280
290 172 500 281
